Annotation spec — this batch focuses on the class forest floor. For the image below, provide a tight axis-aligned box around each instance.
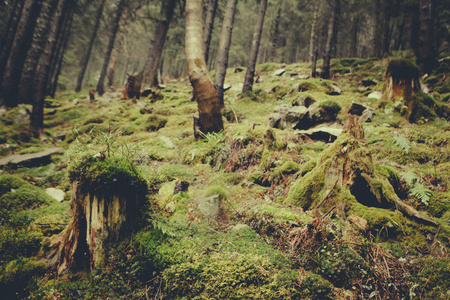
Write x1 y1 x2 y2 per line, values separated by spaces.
0 57 450 299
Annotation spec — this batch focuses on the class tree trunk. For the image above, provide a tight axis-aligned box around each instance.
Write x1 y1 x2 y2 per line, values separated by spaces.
381 0 392 57
371 0 381 57
321 0 339 79
107 33 123 87
214 0 238 107
19 0 59 104
0 0 43 107
242 0 268 94
349 15 360 57
49 0 76 97
186 0 224 140
417 0 436 74
270 3 282 62
203 0 218 65
309 1 320 63
30 0 70 136
74 0 107 92
96 0 126 96
311 47 318 77
0 0 25 79
141 0 177 88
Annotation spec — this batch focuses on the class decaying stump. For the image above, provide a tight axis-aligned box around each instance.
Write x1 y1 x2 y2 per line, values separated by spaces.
121 73 142 100
384 59 436 122
285 108 437 228
46 157 148 275
89 89 96 102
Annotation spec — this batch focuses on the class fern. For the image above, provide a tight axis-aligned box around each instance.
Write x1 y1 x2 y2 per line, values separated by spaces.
410 183 432 206
402 171 418 186
393 134 411 154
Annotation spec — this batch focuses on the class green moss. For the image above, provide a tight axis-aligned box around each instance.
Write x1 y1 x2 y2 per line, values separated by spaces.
318 100 342 114
0 229 43 261
204 185 229 199
412 257 450 299
0 185 53 214
0 174 28 196
409 91 438 123
300 159 317 176
387 59 419 83
69 156 148 197
146 115 168 131
0 258 45 299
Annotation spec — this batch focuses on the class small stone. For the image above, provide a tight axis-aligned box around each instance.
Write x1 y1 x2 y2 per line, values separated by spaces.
72 99 79 105
327 85 342 95
348 102 367 116
274 69 286 76
234 67 244 73
367 91 382 100
45 188 65 202
298 74 310 80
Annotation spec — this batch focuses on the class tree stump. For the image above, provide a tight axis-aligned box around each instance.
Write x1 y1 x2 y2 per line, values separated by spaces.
384 59 436 122
46 157 148 275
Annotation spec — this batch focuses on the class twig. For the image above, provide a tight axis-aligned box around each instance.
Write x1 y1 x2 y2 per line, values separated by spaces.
382 256 390 278
35 222 68 226
321 205 336 221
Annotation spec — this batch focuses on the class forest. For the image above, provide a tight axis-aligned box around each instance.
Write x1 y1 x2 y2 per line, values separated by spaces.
0 0 449 299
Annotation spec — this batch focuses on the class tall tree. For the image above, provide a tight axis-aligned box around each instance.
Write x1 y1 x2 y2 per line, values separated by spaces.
185 0 224 139
0 0 44 107
19 0 59 103
309 1 320 62
141 0 177 87
269 2 282 62
321 0 340 79
214 0 238 107
203 0 219 65
242 0 268 93
417 0 437 74
371 0 381 57
75 0 107 92
30 0 73 135
96 0 127 96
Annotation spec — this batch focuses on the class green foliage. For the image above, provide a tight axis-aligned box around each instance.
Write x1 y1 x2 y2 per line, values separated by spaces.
204 185 229 199
401 171 432 206
0 185 53 220
0 229 43 262
0 258 45 300
411 257 450 299
0 174 28 196
298 271 334 300
392 134 411 154
146 115 168 131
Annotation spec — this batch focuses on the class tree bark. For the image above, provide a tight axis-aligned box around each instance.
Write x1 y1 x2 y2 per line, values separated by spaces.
0 0 25 79
141 0 177 87
30 0 70 136
19 0 59 104
96 0 127 96
381 0 392 57
309 1 320 63
107 33 123 87
311 47 318 77
242 0 268 94
349 14 360 57
321 0 340 79
74 0 107 92
203 0 218 65
0 0 43 107
417 0 436 74
371 0 381 57
270 3 282 62
214 0 238 107
186 0 224 139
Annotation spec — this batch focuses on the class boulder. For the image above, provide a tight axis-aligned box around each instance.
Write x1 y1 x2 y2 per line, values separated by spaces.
268 113 285 129
45 188 65 202
298 74 310 80
234 67 244 73
327 85 342 95
309 101 341 124
367 91 382 100
296 126 343 143
285 106 308 128
293 95 316 108
348 102 367 116
361 79 377 87
0 148 64 168
273 104 290 115
274 69 286 76
361 108 376 123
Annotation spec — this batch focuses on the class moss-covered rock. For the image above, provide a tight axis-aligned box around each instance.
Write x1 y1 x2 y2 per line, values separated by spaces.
0 258 45 299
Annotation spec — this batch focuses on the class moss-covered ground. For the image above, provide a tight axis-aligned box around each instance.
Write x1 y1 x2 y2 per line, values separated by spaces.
0 57 449 299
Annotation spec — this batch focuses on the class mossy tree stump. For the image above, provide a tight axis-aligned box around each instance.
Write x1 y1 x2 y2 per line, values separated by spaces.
384 59 436 122
285 112 437 229
47 157 148 275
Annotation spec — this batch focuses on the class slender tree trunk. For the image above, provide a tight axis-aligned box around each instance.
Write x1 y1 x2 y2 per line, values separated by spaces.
107 33 123 87
270 3 282 62
97 0 126 96
141 0 177 87
214 0 238 107
311 47 318 77
203 0 218 65
350 15 360 57
30 0 70 136
0 0 43 107
394 15 405 51
50 0 76 97
242 0 268 94
185 0 224 139
371 0 381 57
321 0 339 79
19 0 59 104
417 0 436 74
309 1 320 63
0 0 25 78
381 0 392 57
74 0 107 92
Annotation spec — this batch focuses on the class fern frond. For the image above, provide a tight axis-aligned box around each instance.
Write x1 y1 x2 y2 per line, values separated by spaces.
410 183 432 206
401 171 419 186
393 134 411 154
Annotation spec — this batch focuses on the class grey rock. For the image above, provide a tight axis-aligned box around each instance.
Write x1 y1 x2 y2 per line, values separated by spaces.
45 188 65 202
274 69 286 76
230 224 250 231
327 85 342 95
0 147 64 168
367 91 382 100
348 102 367 116
361 79 377 86
72 99 79 105
286 106 308 128
293 95 316 108
361 108 376 123
273 104 290 114
421 82 430 94
197 194 221 217
296 126 343 143
298 74 310 80
268 113 285 129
